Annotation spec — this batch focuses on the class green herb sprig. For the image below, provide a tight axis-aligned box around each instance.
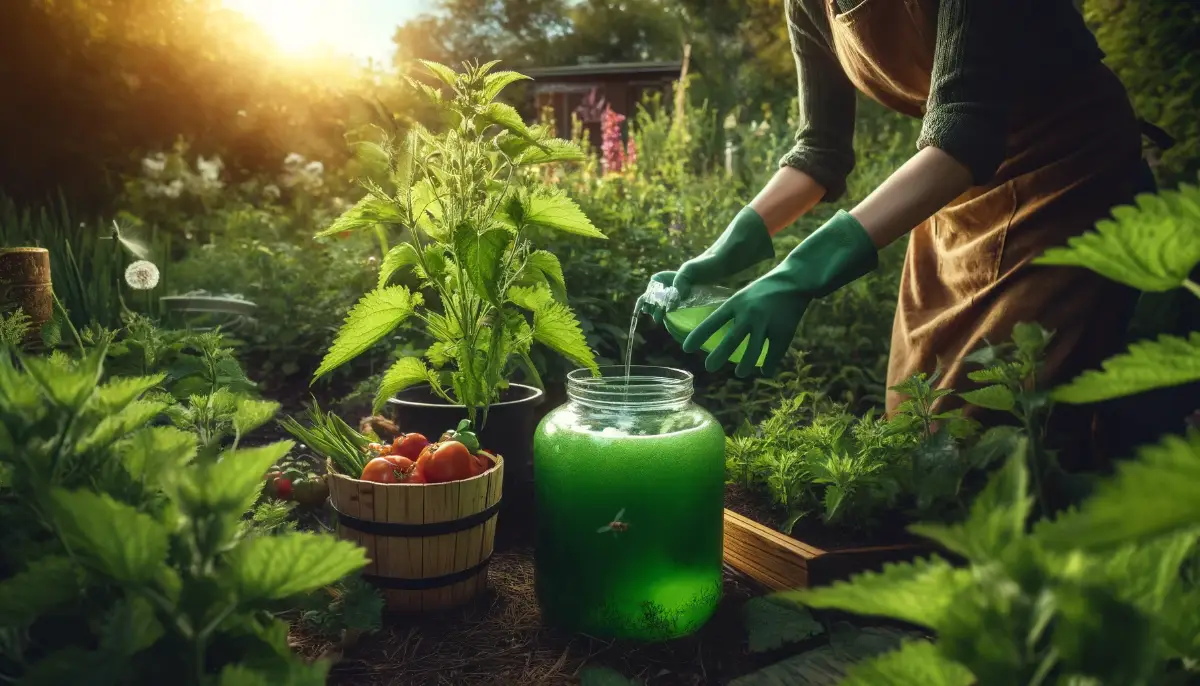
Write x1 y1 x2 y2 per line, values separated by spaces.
280 399 371 477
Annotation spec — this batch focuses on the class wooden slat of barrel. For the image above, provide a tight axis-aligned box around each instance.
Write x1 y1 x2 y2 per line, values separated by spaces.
0 248 53 345
328 456 504 613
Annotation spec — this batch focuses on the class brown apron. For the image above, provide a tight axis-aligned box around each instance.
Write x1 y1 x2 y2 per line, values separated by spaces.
825 0 1144 470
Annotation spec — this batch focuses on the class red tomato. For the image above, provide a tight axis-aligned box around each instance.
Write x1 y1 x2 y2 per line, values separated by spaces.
415 443 436 480
275 478 293 499
361 457 406 483
383 455 415 473
423 441 475 483
391 433 429 460
405 470 427 484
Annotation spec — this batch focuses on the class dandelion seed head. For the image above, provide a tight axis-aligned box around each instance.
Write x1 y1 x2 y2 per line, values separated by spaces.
124 260 160 290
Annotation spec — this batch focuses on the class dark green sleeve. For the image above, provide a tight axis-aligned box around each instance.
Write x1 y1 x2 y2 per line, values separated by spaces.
919 0 1014 185
778 0 857 203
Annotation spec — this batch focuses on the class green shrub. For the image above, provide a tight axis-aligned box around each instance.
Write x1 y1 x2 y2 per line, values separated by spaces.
0 342 368 684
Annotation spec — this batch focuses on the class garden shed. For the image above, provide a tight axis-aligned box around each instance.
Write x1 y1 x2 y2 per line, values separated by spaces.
522 61 684 140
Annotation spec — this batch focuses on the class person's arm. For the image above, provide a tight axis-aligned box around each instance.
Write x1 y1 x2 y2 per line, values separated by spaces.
765 0 858 235
850 0 1013 250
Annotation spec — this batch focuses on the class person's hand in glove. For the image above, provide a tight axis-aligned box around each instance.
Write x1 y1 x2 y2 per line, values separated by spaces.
641 207 775 324
682 211 879 377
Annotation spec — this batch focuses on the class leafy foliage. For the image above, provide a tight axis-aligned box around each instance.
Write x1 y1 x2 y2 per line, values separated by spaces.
0 342 368 683
777 443 1200 686
316 61 604 424
742 596 825 653
1034 180 1200 294
1052 332 1200 403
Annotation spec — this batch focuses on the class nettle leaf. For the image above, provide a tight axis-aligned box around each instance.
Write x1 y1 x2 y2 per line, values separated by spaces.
966 364 1012 385
840 641 975 686
315 194 404 238
1034 182 1200 292
0 555 83 627
1052 332 1200 403
481 70 529 102
378 243 421 290
419 59 459 87
479 102 536 140
526 250 567 299
511 285 599 374
79 399 169 454
455 227 513 307
118 426 197 486
94 374 166 413
743 596 825 653
228 532 369 600
1036 431 1200 550
174 441 293 515
523 191 606 239
410 179 448 241
49 489 169 584
99 596 163 657
24 353 102 408
781 557 970 631
959 384 1015 412
373 357 430 413
911 446 1032 560
314 286 422 380
233 397 280 437
518 138 587 165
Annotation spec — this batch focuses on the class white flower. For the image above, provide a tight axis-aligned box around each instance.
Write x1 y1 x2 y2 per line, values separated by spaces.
142 153 167 176
196 155 223 182
263 184 281 200
304 160 324 177
284 152 305 167
162 179 184 198
124 260 161 290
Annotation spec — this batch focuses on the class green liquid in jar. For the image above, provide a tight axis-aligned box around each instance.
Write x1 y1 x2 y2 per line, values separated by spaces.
664 306 769 367
533 408 726 640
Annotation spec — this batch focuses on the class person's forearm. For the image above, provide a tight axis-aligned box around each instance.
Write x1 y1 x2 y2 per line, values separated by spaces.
850 146 974 249
748 167 828 236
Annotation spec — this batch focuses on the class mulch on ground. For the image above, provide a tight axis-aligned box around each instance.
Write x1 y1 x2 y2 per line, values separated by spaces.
291 548 772 686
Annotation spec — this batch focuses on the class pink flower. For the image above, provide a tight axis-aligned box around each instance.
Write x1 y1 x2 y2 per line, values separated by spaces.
625 136 637 169
601 106 626 175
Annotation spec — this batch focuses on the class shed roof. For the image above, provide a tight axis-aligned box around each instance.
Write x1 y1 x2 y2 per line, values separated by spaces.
521 61 683 79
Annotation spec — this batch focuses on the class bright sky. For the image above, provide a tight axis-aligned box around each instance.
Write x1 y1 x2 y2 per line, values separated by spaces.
223 0 427 65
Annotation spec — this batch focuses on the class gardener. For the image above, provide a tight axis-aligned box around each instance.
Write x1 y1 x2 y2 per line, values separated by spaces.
646 0 1156 471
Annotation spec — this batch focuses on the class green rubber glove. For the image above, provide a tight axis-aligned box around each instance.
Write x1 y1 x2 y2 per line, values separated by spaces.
682 211 879 377
642 207 775 324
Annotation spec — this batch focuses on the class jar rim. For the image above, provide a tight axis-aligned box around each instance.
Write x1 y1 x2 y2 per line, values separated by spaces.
567 366 693 410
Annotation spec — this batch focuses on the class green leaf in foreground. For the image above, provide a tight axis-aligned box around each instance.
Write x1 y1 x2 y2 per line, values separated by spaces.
377 243 421 290
743 596 826 653
1036 431 1200 550
0 556 83 626
1052 332 1200 403
1033 181 1200 293
840 641 975 686
522 191 607 238
315 194 404 238
731 625 918 686
959 384 1015 412
373 357 430 413
511 285 599 373
50 489 169 584
228 532 369 600
780 557 970 631
314 286 422 380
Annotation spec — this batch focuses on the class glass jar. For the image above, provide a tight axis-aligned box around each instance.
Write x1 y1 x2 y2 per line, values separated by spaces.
533 366 726 640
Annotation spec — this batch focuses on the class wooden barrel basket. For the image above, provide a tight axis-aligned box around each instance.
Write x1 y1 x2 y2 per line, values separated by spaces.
327 454 504 613
0 248 53 348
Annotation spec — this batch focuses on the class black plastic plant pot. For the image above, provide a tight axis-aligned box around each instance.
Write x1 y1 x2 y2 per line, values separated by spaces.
387 384 544 544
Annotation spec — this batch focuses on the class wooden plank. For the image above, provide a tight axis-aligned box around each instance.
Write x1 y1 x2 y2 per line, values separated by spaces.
722 508 930 591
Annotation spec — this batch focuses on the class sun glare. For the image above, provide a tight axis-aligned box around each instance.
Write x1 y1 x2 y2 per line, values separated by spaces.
224 0 349 55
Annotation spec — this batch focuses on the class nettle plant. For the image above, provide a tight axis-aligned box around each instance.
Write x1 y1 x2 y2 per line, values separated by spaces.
0 344 367 684
312 61 604 422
